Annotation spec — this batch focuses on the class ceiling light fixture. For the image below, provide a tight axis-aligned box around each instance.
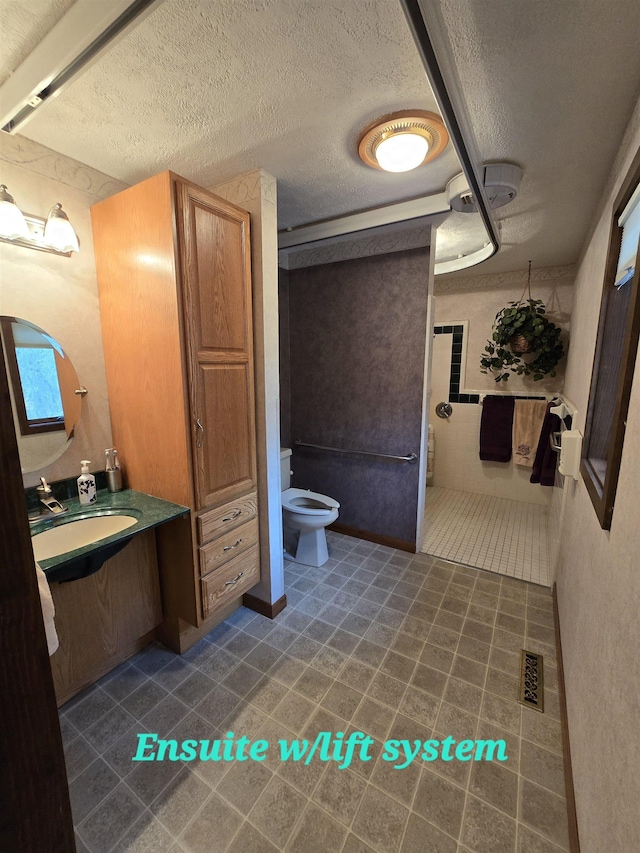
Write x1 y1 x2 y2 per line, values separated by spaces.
0 185 79 256
358 110 449 173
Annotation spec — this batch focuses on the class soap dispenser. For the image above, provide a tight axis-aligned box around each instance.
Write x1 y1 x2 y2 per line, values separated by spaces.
77 460 97 505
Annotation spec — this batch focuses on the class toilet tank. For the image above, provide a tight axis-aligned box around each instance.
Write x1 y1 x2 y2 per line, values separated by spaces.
280 448 292 490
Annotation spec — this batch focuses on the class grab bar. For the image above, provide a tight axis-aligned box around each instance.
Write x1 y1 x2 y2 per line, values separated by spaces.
294 440 418 464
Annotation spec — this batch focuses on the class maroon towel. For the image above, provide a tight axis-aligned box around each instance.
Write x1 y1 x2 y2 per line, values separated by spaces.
479 396 515 462
530 403 561 486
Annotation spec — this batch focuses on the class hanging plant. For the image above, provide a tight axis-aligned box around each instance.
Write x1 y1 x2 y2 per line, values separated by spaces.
479 263 565 382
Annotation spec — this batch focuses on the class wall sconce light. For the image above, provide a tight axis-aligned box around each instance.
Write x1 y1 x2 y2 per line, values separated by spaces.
0 184 80 256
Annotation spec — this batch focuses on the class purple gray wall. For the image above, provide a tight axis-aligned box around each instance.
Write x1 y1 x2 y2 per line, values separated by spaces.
278 268 291 448
284 247 430 546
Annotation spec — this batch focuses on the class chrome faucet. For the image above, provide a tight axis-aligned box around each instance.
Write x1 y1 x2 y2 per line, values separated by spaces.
29 477 68 523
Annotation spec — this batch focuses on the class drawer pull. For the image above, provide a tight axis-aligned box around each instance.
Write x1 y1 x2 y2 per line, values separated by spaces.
225 571 245 587
223 509 242 522
223 538 243 551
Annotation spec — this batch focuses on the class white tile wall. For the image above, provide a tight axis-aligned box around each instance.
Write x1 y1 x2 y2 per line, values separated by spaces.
422 486 551 586
429 335 552 506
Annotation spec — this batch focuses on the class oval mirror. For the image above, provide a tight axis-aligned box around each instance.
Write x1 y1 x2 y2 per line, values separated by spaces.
0 316 83 473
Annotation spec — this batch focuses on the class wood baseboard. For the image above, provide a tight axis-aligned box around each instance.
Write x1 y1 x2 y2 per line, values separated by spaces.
553 583 581 853
243 592 287 619
328 522 416 554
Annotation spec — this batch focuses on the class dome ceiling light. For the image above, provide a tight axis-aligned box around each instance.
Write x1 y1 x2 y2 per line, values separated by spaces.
357 110 449 173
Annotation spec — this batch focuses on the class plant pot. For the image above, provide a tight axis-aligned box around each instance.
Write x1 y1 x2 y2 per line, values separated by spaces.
509 334 533 354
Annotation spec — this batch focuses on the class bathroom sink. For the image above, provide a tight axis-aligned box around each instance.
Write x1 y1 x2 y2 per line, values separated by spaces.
32 513 139 561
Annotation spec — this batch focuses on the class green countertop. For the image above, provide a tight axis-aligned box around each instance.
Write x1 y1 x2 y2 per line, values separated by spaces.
31 489 190 578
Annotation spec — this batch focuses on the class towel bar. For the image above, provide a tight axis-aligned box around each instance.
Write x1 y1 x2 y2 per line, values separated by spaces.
294 440 418 464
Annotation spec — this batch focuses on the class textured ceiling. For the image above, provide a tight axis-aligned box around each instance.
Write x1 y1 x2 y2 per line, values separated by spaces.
0 0 76 86
13 0 462 230
3 0 640 274
432 0 640 274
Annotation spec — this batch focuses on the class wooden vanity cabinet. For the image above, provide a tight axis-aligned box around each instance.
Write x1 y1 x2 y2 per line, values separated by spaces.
91 171 260 652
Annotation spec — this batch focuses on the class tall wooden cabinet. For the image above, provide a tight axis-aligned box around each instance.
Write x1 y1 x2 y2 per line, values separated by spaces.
91 171 260 652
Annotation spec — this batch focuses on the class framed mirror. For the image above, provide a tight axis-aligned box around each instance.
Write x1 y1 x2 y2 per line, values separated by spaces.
0 316 83 473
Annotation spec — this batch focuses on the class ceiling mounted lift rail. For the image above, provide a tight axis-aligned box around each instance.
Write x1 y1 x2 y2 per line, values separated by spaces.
399 0 500 260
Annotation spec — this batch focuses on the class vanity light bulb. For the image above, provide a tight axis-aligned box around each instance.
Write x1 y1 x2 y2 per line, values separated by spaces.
374 132 429 173
44 204 80 253
0 185 30 240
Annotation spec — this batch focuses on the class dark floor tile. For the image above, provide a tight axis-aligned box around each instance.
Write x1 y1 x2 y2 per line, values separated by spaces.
64 736 98 782
99 662 149 702
122 681 168 720
221 661 264 698
217 760 272 814
469 759 519 817
227 823 278 853
353 696 394 740
352 786 409 852
65 688 116 731
140 694 189 735
413 768 466 837
194 684 240 728
171 670 215 708
133 644 177 676
116 811 175 853
304 619 337 644
68 758 119 824
339 659 376 693
367 672 407 708
150 767 211 835
410 664 447 699
77 783 144 853
288 803 347 853
398 685 439 728
372 754 421 806
519 780 570 849
321 681 363 720
327 628 361 656
248 776 306 848
444 677 483 715
180 791 242 852
246 675 289 713
457 636 491 664
461 794 517 853
521 709 563 755
519 740 565 797
85 704 137 754
273 690 316 732
401 813 457 853
198 648 240 682
352 639 387 668
313 763 367 825
153 658 195 692
452 654 487 688
435 702 478 742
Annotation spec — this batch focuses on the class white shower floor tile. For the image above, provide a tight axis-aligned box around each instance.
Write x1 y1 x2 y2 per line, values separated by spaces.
422 486 551 586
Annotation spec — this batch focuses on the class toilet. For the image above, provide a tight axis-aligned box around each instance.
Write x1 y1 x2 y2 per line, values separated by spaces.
280 448 340 567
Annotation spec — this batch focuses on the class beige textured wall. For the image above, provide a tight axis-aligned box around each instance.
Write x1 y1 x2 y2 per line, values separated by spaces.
556 97 640 852
434 265 575 395
0 134 126 487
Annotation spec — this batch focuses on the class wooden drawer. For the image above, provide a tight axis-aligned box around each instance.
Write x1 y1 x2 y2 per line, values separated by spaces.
200 545 259 619
198 518 259 577
197 492 258 544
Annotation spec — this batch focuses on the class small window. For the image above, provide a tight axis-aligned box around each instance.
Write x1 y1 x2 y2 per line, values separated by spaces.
582 152 640 529
0 317 65 436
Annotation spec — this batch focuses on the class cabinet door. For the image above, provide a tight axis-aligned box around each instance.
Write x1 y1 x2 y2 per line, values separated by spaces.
176 181 257 509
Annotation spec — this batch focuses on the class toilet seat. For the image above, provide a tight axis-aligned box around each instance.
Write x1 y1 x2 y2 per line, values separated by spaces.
281 487 340 515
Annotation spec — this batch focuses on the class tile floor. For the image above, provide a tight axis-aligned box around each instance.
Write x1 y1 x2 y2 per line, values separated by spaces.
61 532 569 853
422 487 551 586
